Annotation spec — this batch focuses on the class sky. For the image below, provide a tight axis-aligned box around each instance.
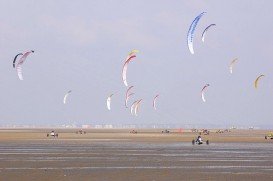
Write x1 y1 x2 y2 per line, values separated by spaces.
0 0 272 127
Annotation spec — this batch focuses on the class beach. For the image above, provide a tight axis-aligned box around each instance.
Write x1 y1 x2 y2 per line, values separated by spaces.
0 129 272 180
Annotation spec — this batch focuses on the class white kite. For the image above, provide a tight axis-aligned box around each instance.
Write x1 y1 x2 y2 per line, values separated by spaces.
15 50 34 80
130 100 139 115
125 86 134 108
201 84 210 102
153 95 159 110
134 99 143 116
63 90 72 104
107 94 114 110
122 50 139 86
229 58 238 74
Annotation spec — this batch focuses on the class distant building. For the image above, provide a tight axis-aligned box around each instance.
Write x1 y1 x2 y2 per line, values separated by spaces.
94 125 103 129
82 124 92 128
104 124 113 129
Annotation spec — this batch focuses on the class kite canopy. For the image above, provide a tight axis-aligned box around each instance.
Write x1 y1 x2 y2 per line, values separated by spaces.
130 100 139 115
107 94 114 110
153 95 159 110
125 85 134 108
122 55 136 87
15 50 34 80
134 99 142 116
201 84 210 102
125 93 134 108
201 24 216 42
63 90 72 104
229 58 238 74
187 12 206 54
130 99 143 116
254 75 265 89
128 49 139 56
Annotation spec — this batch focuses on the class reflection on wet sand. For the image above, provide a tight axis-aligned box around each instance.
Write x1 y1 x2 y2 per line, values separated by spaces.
0 129 273 180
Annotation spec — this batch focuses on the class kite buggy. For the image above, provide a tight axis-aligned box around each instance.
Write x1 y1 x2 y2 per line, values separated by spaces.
76 129 86 134
265 132 273 139
192 136 209 145
161 129 170 133
47 130 58 138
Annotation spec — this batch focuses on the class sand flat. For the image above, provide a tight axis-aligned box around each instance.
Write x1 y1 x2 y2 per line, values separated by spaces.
0 129 272 181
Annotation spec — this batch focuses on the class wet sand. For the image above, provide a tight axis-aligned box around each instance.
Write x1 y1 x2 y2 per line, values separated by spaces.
0 129 272 181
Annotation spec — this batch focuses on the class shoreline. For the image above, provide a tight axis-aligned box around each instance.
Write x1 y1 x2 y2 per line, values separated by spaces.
0 129 271 143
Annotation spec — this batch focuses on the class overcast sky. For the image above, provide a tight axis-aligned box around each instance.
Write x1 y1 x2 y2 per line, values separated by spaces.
0 0 272 127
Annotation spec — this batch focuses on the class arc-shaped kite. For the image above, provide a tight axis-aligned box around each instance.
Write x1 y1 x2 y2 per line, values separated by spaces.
134 99 143 116
107 94 114 110
153 95 159 110
254 75 265 89
201 24 216 42
122 55 136 87
63 90 72 104
229 58 238 74
15 50 34 80
187 12 206 54
125 86 134 108
201 84 210 102
130 100 139 115
125 93 134 108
